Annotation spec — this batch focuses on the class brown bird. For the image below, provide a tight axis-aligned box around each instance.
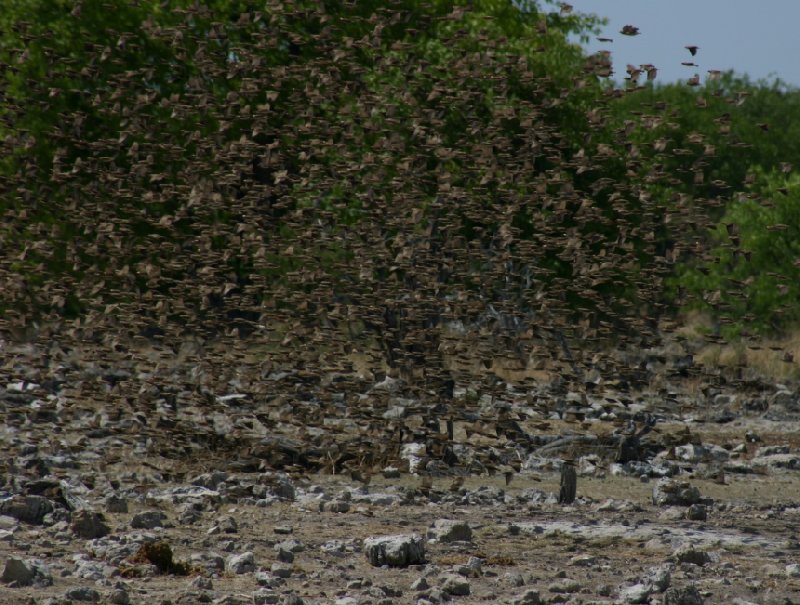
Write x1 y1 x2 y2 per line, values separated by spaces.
620 25 640 36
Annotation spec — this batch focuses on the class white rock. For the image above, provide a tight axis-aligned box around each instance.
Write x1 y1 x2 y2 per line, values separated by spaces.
364 534 425 567
427 519 472 543
401 443 427 475
786 563 800 577
225 551 256 574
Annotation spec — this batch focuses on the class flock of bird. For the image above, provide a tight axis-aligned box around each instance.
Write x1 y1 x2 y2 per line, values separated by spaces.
0 2 789 477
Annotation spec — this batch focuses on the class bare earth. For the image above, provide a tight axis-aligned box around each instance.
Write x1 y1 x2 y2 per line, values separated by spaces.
2 338 800 605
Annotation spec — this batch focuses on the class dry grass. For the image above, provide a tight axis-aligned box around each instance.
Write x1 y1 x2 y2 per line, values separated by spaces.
676 312 800 381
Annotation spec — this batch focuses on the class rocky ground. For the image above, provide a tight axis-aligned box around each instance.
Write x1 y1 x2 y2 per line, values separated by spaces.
2 336 800 605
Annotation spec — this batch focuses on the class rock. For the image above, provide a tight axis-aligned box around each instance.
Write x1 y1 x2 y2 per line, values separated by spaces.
427 519 472 543
105 495 129 514
364 534 425 567
441 574 470 596
685 504 707 521
400 443 427 474
64 586 101 601
226 551 256 574
270 562 292 578
751 453 800 470
662 586 704 605
548 578 581 593
620 582 652 604
253 589 280 605
71 510 110 539
320 499 350 513
512 589 542 605
275 539 304 554
453 556 482 577
130 510 167 529
411 577 429 591
570 554 597 567
107 588 131 605
652 479 701 507
1 557 52 587
645 564 672 592
191 576 214 590
382 466 401 479
0 495 54 525
672 545 712 566
2 557 35 586
786 563 800 577
191 471 228 489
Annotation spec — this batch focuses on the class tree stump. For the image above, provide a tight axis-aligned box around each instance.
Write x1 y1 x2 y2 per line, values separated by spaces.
559 459 577 504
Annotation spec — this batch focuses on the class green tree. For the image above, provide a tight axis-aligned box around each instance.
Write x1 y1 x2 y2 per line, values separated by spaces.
676 169 800 337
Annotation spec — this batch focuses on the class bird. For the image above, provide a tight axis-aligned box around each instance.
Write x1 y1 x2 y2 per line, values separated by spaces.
620 25 640 36
685 45 699 56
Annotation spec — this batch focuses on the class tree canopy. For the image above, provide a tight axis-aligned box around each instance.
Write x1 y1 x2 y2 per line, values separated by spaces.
2 0 800 392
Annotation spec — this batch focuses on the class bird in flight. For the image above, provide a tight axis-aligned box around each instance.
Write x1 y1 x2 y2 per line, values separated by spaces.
685 45 699 56
620 25 640 36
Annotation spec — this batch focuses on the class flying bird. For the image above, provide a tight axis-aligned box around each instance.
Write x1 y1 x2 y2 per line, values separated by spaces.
620 25 640 36
685 45 699 56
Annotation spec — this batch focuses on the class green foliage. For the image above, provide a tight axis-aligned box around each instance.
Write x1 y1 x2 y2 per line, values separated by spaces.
5 0 800 354
676 169 800 336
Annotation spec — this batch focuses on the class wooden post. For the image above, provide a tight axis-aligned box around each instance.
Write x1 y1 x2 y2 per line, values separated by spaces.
559 458 577 504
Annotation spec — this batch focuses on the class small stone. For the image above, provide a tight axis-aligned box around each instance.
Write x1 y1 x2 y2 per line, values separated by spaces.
662 586 704 605
548 578 581 593
786 563 800 577
191 576 213 590
64 586 101 601
441 574 470 596
218 516 238 533
512 589 542 605
275 538 305 553
652 479 701 507
2 557 35 586
270 562 292 578
276 548 294 563
105 495 129 514
274 525 293 535
0 495 54 525
570 554 597 567
672 545 712 567
411 577 429 591
645 564 672 592
427 519 472 543
382 467 401 479
226 551 256 574
364 534 425 567
71 510 110 539
619 582 651 604
685 504 707 521
253 588 280 605
107 588 130 605
130 510 167 529
191 471 228 489
1 557 52 587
